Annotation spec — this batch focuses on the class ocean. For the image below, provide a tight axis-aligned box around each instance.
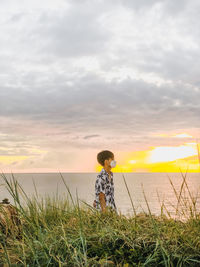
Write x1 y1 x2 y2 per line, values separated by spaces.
1 172 200 219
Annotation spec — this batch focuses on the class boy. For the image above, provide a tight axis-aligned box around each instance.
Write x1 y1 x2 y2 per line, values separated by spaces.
93 150 117 214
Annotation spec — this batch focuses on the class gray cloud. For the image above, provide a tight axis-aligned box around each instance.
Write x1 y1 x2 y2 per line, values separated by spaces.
35 4 110 58
0 74 200 136
120 0 188 13
83 135 100 139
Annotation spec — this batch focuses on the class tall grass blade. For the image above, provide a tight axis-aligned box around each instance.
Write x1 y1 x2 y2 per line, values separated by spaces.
1 240 11 266
196 139 200 171
32 177 39 199
122 172 137 236
156 189 171 219
122 173 136 217
141 183 168 267
75 188 87 266
175 166 188 216
59 172 75 207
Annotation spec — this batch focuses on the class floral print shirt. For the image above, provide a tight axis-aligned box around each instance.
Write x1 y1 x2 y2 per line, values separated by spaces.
94 168 117 212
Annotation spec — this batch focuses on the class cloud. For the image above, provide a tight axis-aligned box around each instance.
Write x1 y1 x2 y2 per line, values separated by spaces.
120 0 188 13
83 135 100 139
35 3 110 58
1 75 200 131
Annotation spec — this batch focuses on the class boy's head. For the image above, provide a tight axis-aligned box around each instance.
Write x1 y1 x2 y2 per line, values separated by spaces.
97 150 116 169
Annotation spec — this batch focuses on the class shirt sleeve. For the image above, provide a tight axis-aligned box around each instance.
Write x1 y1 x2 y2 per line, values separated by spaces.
95 175 106 195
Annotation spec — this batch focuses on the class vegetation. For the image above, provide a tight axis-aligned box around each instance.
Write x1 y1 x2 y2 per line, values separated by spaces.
0 170 200 266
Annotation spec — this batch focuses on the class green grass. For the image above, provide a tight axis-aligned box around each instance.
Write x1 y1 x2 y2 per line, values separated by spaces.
0 170 200 266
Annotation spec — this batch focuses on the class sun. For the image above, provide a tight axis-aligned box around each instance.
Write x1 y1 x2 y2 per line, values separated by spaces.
147 143 197 163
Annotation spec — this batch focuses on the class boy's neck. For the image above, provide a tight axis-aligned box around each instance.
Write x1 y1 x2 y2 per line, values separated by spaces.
103 166 111 174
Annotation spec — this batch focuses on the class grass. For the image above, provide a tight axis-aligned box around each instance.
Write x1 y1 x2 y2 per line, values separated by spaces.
0 166 200 266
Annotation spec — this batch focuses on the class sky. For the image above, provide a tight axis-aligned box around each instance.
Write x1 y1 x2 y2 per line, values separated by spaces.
0 0 200 173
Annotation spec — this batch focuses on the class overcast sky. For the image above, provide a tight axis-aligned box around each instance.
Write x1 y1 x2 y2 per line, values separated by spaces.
0 0 200 172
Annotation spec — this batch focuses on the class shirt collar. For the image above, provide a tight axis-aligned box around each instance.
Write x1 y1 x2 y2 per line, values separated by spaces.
101 167 113 176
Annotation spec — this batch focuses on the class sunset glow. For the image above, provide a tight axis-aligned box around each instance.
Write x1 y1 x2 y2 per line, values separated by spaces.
95 143 200 173
147 143 197 163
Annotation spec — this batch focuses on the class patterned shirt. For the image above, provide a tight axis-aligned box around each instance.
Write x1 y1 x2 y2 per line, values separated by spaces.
94 168 117 212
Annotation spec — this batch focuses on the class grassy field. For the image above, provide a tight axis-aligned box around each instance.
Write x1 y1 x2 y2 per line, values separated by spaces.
0 171 200 266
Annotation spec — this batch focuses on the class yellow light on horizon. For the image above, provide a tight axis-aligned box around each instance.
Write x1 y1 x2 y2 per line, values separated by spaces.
147 144 197 163
94 143 200 173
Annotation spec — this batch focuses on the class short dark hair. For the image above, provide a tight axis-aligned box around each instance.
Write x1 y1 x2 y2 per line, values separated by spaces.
97 150 114 166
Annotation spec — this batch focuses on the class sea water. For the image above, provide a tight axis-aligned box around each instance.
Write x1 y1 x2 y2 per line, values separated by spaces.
1 172 200 219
